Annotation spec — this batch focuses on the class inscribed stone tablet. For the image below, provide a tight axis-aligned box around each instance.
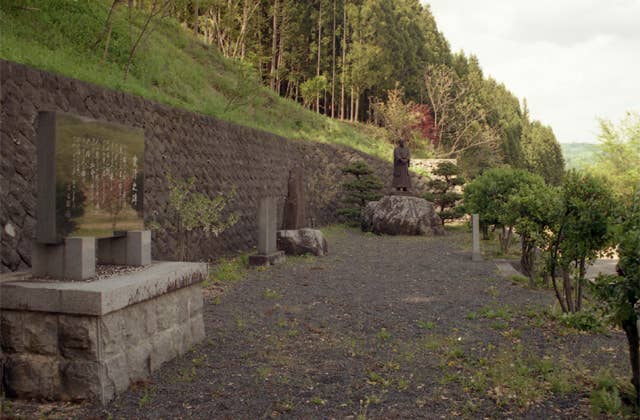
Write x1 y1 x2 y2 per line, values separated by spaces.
37 112 144 242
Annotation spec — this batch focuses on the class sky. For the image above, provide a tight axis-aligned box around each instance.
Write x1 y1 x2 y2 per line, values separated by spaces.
425 0 640 143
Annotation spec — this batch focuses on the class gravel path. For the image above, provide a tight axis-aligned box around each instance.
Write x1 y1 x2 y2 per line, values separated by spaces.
7 227 630 419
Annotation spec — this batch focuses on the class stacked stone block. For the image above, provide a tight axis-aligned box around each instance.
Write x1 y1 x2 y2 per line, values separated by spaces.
0 272 204 402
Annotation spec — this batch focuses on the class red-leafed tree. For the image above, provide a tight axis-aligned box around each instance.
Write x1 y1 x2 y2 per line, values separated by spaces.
411 104 439 146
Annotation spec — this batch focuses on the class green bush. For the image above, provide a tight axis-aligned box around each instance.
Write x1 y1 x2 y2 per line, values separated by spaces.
463 167 543 254
591 190 640 405
338 161 383 226
423 161 465 225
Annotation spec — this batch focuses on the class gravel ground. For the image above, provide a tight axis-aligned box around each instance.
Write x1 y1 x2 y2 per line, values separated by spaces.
3 227 631 419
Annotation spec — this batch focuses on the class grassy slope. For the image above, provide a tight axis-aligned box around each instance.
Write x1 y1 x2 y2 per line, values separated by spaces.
0 0 392 161
560 142 599 169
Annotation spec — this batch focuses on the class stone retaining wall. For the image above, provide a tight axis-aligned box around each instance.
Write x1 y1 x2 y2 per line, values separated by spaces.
0 60 434 273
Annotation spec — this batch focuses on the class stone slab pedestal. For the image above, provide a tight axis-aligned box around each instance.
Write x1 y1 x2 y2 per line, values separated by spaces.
249 251 286 266
0 261 207 403
97 230 152 266
32 237 96 281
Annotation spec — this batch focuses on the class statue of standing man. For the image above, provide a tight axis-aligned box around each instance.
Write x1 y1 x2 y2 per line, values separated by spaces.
392 139 411 191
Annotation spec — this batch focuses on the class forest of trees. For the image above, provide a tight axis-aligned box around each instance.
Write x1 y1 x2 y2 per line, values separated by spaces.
98 0 564 178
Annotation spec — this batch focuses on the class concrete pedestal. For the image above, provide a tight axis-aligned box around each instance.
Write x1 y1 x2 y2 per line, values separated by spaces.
97 230 151 266
0 261 207 403
32 237 96 280
249 250 286 266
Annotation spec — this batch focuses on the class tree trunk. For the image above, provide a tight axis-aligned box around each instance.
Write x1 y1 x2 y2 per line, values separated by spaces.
101 21 114 63
499 225 512 255
562 268 574 312
350 85 354 121
340 1 347 120
316 0 322 113
270 0 279 91
124 0 165 81
354 90 359 122
276 14 285 94
192 1 199 35
481 223 489 240
576 258 586 311
521 239 536 284
330 0 336 118
94 0 120 51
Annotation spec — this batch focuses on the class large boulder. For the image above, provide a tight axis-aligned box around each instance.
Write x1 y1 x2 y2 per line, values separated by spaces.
361 195 445 236
277 229 329 256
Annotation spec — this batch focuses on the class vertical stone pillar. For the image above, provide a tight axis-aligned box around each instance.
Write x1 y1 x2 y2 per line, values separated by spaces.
472 214 483 262
283 166 306 229
249 197 285 266
126 230 151 266
32 237 96 280
258 197 277 255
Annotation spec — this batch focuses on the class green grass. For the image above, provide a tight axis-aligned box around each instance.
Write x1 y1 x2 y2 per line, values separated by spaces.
204 255 248 287
0 0 393 161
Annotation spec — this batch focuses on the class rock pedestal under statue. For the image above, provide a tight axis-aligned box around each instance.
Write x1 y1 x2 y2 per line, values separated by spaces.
361 195 444 236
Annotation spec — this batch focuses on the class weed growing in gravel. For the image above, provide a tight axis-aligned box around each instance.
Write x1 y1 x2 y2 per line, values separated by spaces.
255 366 272 382
205 255 249 287
263 288 282 299
285 254 316 266
557 309 607 333
589 369 634 417
192 356 205 367
138 386 156 408
478 305 512 320
367 371 391 387
416 320 436 330
234 316 247 330
383 361 401 371
377 328 391 342
177 366 196 383
490 321 509 330
310 396 327 406
392 377 408 391
484 285 500 298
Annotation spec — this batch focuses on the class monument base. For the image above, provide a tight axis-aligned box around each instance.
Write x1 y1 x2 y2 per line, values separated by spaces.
0 261 206 404
249 251 286 266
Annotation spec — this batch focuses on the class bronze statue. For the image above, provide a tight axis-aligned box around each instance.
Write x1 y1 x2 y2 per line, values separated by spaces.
392 139 411 191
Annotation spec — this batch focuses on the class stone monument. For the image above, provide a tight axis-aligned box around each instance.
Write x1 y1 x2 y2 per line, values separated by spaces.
249 197 285 266
0 111 207 403
276 167 329 257
283 166 305 230
32 111 149 280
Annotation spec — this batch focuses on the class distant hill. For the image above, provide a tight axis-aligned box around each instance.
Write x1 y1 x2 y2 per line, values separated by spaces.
561 143 599 169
